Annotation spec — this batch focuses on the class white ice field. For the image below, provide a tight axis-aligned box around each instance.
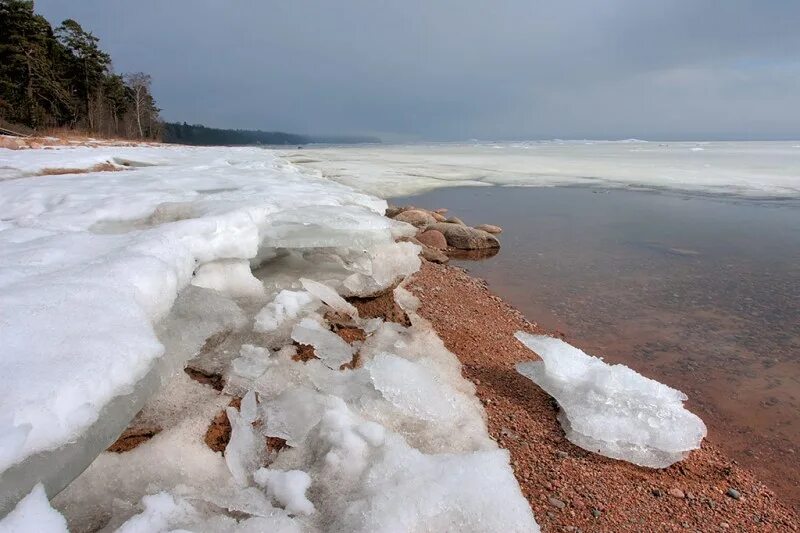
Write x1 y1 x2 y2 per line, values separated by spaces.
277 140 800 199
0 139 769 530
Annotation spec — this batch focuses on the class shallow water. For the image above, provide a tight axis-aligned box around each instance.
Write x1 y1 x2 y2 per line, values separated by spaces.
394 186 800 506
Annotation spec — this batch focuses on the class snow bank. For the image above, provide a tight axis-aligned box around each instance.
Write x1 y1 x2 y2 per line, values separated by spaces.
515 332 706 468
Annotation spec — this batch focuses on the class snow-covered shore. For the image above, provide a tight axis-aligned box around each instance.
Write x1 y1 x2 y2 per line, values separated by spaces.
0 145 538 531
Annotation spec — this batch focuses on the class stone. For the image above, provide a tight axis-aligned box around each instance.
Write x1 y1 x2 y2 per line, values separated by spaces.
475 224 503 234
417 229 447 249
394 209 437 228
434 208 448 214
385 204 415 218
591 509 602 518
432 212 447 222
668 488 686 499
445 216 466 225
548 497 566 509
556 450 569 459
420 246 449 264
429 223 500 250
726 488 741 500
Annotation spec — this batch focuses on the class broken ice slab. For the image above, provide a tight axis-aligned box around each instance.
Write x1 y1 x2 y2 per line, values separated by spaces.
291 318 355 370
299 278 358 319
514 332 706 468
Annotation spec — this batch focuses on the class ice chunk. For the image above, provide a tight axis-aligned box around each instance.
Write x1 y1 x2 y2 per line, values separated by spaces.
367 353 464 422
253 468 315 516
262 387 331 446
299 278 358 318
225 391 261 486
0 484 68 533
231 344 272 380
514 332 707 468
192 259 266 298
291 318 354 370
253 290 319 333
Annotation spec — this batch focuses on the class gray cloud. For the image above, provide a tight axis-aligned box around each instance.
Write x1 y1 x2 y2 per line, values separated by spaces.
35 0 800 140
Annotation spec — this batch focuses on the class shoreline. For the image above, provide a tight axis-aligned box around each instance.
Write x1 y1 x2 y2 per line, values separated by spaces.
405 260 798 530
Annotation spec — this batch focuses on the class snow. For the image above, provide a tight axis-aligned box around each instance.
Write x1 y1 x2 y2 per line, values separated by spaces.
278 140 800 199
0 484 67 533
514 332 707 468
253 469 315 516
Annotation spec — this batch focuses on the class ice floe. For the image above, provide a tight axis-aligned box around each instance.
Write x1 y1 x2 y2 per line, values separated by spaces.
515 332 707 468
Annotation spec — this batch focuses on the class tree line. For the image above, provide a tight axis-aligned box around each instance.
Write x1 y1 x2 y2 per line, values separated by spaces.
162 122 382 146
0 0 160 139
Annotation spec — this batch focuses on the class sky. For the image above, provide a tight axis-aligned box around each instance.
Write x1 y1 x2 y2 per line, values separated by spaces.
35 0 800 141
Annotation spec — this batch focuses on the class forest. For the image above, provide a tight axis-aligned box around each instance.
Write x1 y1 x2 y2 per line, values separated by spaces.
0 1 380 145
0 0 160 139
162 122 382 146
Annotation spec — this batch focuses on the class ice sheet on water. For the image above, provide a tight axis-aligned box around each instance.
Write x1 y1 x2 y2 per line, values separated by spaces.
279 141 800 199
291 318 354 370
0 484 68 533
514 332 707 468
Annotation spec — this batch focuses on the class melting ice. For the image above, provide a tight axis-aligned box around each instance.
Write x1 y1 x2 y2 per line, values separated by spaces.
515 332 707 468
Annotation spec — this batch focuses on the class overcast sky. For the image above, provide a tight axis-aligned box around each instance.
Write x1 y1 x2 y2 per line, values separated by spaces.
36 1 800 141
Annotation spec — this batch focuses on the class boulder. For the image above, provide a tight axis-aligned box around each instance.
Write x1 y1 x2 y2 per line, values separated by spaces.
385 204 415 218
393 209 437 228
434 208 448 214
432 212 447 222
475 224 502 234
429 223 500 250
416 229 447 250
445 216 466 225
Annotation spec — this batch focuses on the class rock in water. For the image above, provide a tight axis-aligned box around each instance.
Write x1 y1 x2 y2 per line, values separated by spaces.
429 223 500 250
417 229 448 250
475 224 502 234
514 332 706 468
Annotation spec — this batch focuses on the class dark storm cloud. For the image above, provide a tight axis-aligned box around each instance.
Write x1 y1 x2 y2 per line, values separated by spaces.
35 0 800 140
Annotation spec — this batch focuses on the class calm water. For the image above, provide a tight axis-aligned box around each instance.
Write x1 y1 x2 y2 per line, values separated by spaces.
394 186 800 506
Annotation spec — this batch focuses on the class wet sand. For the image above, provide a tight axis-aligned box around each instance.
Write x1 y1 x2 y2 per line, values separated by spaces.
394 186 800 509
